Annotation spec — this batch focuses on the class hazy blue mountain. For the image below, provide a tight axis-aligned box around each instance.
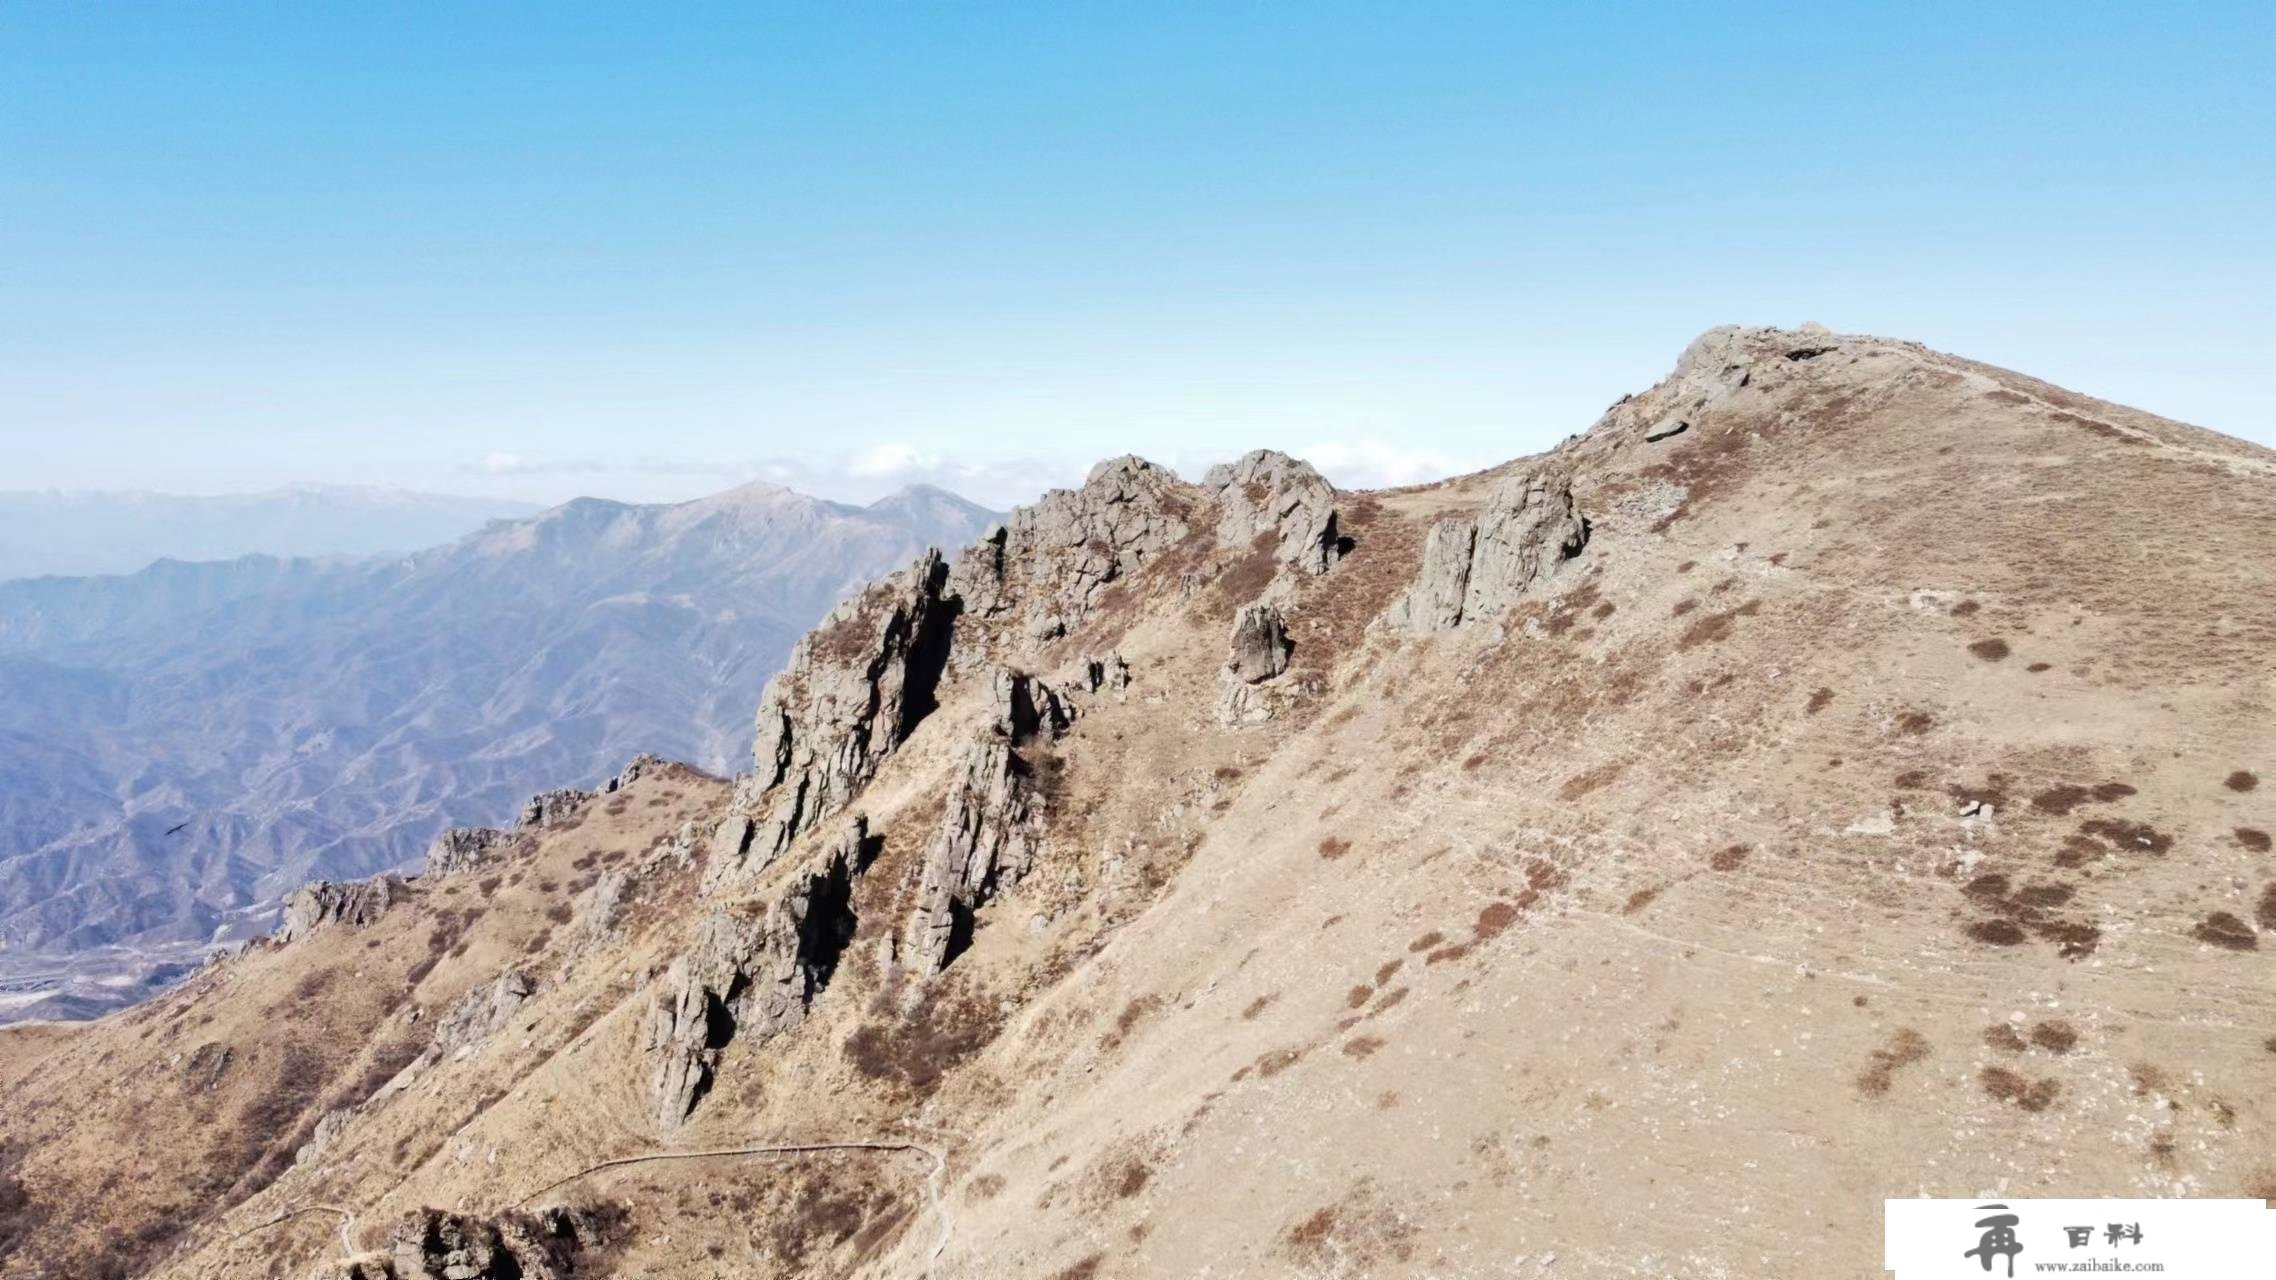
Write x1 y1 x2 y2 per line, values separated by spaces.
0 481 998 968
0 485 544 580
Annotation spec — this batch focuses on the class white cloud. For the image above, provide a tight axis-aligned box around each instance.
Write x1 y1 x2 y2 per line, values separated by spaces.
1293 439 1478 491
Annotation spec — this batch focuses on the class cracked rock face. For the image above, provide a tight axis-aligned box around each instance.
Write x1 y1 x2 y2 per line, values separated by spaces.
432 968 534 1061
1202 449 1344 576
279 876 403 943
992 668 1073 743
423 826 512 878
949 455 1192 644
729 551 956 886
360 1204 620 1280
518 788 594 829
1388 472 1588 631
646 820 868 1128
907 738 1045 975
1225 603 1293 684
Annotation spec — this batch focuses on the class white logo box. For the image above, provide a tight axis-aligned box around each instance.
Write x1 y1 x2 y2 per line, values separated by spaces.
1886 1198 2276 1278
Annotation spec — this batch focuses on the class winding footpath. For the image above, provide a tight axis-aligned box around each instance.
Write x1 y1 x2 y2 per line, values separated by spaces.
226 1136 954 1273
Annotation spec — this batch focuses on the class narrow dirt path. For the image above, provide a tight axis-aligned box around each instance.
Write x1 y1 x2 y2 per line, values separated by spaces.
514 1138 955 1268
217 1203 358 1259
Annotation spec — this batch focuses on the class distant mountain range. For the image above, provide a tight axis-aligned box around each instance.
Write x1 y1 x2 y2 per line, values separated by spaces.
0 481 998 977
0 485 545 580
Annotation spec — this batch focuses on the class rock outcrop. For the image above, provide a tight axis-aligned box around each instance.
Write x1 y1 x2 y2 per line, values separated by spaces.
992 668 1073 744
422 826 512 878
949 455 1193 644
721 552 955 888
1202 449 1344 575
645 819 869 1128
907 738 1045 974
1083 651 1133 695
431 968 534 1061
279 876 403 943
1225 603 1292 683
519 787 593 828
335 1204 622 1280
1388 472 1588 631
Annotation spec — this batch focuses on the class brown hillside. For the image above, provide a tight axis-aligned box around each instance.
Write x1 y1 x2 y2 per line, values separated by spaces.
3 324 2272 1280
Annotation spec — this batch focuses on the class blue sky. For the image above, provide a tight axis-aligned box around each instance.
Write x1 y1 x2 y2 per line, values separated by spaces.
3 3 2269 508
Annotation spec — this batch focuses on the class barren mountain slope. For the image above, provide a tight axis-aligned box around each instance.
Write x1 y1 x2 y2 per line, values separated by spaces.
3 325 2272 1280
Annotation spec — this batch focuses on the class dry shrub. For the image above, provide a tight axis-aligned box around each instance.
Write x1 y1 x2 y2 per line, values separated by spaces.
2029 1020 2079 1053
1983 1024 2027 1053
1967 638 2011 661
1316 836 1352 860
1856 1028 1930 1096
2237 829 2272 852
1979 1066 2060 1112
844 986 1005 1092
2227 770 2260 792
2192 912 2258 952
1710 844 1750 871
1805 687 1835 714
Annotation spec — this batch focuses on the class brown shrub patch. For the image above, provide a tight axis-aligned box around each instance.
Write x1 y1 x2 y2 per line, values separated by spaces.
1967 638 2011 661
2026 661 2052 672
1255 1047 1305 1078
1316 836 1352 861
1373 959 1403 986
1623 887 1660 915
1473 901 1521 940
2029 781 2135 815
1856 1028 1930 1096
1675 599 1761 651
1407 930 1444 953
2192 912 2258 951
1371 987 1409 1015
1346 986 1373 1009
1980 1066 2059 1111
1983 1024 2026 1053
1241 995 1274 1021
843 985 1006 1092
1558 762 1625 800
2227 770 2261 792
1895 709 1936 735
2078 817 2171 855
1805 687 1835 714
1950 600 1981 617
2237 828 2272 852
1710 844 1750 871
1342 1035 1387 1059
1424 943 1472 965
2030 1021 2079 1054
1966 919 2028 946
1051 1254 1104 1280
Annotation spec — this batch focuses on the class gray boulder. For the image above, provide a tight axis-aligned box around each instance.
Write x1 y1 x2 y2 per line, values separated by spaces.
1202 449 1343 575
1388 472 1587 631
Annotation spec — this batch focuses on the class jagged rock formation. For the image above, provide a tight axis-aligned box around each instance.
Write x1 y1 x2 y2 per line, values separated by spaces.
432 969 534 1061
323 1205 623 1280
1224 603 1292 683
1082 651 1132 695
949 456 1193 643
907 738 1045 974
992 668 1073 743
645 820 868 1127
721 552 955 889
278 876 403 942
1387 471 1588 630
603 753 667 792
1202 449 1344 575
519 787 594 828
422 826 512 877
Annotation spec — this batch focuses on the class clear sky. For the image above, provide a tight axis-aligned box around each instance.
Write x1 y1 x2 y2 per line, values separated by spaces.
3 3 2269 509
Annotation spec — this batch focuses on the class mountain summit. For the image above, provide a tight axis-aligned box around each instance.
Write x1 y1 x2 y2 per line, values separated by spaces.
2 326 2271 1279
